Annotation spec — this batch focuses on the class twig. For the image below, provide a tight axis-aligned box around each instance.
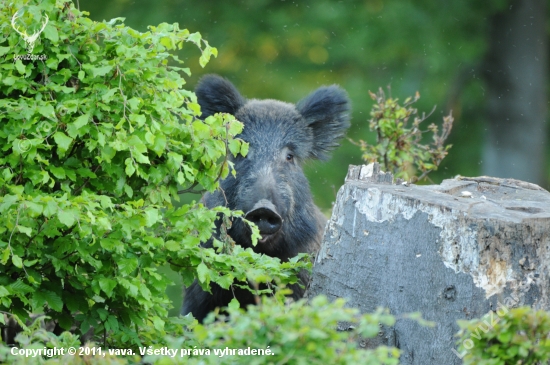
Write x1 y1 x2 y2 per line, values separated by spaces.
25 218 47 248
166 259 193 269
73 164 102 195
177 182 204 195
7 205 29 277
177 122 233 199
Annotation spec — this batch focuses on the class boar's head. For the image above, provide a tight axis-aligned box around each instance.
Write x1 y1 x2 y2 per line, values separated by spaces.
196 75 351 260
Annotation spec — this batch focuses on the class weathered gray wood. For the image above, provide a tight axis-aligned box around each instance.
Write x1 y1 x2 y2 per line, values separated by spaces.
308 163 550 364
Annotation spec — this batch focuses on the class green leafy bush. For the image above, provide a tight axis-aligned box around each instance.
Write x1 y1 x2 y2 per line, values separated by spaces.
0 0 308 348
0 2 403 365
456 306 550 365
171 296 399 365
0 295 400 364
353 88 454 182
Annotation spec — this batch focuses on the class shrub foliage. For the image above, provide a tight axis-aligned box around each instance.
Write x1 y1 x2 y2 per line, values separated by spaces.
0 295 401 364
353 88 454 182
0 0 309 349
457 306 550 365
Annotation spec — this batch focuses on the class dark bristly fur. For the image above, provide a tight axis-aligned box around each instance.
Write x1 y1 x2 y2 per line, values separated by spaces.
182 75 351 322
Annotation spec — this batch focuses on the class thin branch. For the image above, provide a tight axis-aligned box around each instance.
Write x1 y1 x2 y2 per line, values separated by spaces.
177 182 204 195
63 140 84 163
219 186 228 207
7 205 29 277
7 206 22 252
166 259 193 269
214 123 231 183
73 164 102 195
177 121 232 198
25 218 47 248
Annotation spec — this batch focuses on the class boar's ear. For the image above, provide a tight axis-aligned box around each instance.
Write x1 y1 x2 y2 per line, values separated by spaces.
195 75 246 119
297 85 351 160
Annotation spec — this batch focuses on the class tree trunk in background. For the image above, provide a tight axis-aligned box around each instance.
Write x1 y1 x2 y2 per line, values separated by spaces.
482 0 548 186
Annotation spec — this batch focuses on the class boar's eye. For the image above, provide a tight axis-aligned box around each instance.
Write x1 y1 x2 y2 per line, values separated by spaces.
282 146 295 163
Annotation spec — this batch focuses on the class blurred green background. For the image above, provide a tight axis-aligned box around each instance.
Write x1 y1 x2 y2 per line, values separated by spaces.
77 0 549 314
79 0 550 207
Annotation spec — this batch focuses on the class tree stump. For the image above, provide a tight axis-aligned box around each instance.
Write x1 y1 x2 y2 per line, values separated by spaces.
308 163 550 364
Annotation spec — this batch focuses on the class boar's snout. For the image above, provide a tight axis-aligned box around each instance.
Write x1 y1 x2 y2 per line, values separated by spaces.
245 199 283 242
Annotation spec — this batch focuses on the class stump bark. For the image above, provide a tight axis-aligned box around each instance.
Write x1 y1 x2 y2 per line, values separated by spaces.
308 163 550 364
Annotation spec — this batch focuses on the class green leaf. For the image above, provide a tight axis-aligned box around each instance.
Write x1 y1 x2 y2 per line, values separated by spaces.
23 259 38 267
123 184 133 198
142 209 158 227
43 200 58 217
129 114 146 127
128 135 147 153
228 139 241 156
43 291 63 312
192 120 210 139
152 316 165 331
53 132 73 155
188 102 201 115
127 98 140 110
187 32 202 46
16 225 32 236
10 280 33 294
49 166 66 179
118 257 138 276
38 104 56 120
3 77 15 86
77 167 96 178
240 141 249 157
167 152 183 171
106 315 119 332
199 45 217 68
0 286 10 297
72 113 89 129
65 295 88 312
98 278 117 297
197 262 209 284
176 171 185 184
43 24 59 43
119 278 138 298
15 60 26 74
1 249 10 265
125 158 136 177
216 274 234 289
12 255 23 268
100 238 121 252
0 196 18 215
57 209 76 227
57 312 73 330
133 151 150 164
165 240 180 251
89 65 114 77
152 134 167 156
497 330 513 344
228 298 240 310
